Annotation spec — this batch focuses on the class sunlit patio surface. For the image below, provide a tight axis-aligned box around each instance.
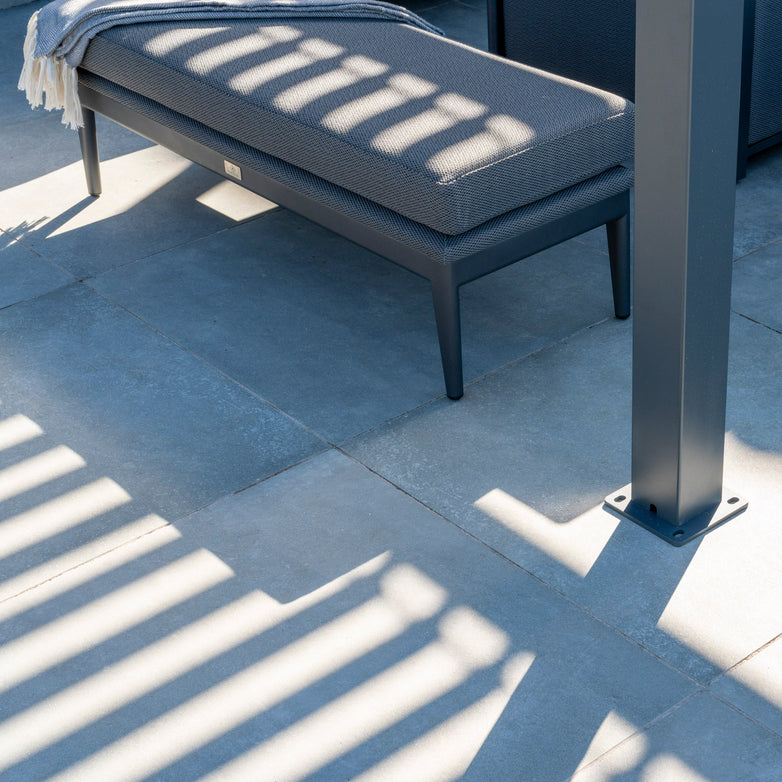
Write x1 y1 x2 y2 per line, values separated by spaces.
1 1 781 779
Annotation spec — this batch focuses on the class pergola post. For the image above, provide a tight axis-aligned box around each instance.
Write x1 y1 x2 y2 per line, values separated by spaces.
606 0 748 545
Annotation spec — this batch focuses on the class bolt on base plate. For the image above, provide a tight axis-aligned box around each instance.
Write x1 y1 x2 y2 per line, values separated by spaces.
604 484 748 546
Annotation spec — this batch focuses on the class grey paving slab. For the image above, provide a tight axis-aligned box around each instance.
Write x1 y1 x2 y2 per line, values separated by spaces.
0 283 323 599
345 313 782 684
0 229 73 309
573 692 782 782
0 1 46 127
0 123 276 278
0 450 696 782
734 145 782 258
90 209 445 442
0 0 36 11
732 240 782 332
90 209 622 442
0 109 152 193
725 312 782 454
712 634 782 737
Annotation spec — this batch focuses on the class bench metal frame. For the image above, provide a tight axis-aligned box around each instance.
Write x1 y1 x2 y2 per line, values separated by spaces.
77 79 631 400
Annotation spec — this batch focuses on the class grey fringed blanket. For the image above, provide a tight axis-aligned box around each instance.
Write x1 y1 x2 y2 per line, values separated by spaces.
19 0 442 128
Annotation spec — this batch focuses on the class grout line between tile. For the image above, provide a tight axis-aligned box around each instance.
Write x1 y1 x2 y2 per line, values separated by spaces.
732 309 782 335
0 517 172 606
732 233 782 263
709 630 782 684
74 207 278 283
84 281 333 448
562 691 705 782
335 444 707 690
708 690 782 741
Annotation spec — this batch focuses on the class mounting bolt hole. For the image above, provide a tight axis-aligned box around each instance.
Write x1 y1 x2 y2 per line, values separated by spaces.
649 503 657 515
728 496 740 505
672 530 685 539
614 495 626 503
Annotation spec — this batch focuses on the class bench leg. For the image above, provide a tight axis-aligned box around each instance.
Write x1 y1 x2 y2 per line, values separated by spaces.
431 268 464 400
606 211 631 319
78 108 102 197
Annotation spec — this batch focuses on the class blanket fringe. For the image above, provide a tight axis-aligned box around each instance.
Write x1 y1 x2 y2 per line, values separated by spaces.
18 10 84 129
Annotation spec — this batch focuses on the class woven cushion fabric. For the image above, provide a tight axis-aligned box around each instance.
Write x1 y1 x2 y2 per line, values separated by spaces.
78 71 633 264
79 19 633 236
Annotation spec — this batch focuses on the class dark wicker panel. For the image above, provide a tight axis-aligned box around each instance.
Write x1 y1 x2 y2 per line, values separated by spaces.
749 0 782 144
500 0 636 100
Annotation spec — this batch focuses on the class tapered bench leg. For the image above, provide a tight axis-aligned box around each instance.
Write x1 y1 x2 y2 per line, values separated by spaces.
431 267 463 400
78 108 102 197
606 209 631 319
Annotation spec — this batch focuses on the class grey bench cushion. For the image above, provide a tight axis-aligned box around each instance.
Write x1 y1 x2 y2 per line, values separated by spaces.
80 19 634 236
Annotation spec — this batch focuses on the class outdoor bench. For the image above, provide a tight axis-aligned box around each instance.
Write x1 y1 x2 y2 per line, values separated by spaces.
74 17 634 399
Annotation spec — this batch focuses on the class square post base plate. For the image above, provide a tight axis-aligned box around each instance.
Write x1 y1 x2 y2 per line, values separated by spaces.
604 485 748 546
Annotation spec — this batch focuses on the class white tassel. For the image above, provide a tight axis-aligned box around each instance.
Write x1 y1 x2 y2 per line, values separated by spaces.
17 10 40 102
18 9 84 129
60 66 84 130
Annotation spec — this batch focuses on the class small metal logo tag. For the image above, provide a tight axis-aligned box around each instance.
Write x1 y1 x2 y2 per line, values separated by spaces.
224 160 242 180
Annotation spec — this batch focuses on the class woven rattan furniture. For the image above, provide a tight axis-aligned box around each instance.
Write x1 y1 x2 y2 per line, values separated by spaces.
488 0 782 178
76 19 634 398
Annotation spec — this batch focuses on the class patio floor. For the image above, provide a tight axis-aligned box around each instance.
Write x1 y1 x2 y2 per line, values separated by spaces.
1 1 781 780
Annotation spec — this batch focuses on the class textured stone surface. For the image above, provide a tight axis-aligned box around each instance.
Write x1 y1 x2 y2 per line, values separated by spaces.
0 230 73 309
573 692 782 782
346 313 782 683
90 210 623 441
1 0 781 775
0 285 324 564
732 239 782 332
0 452 696 782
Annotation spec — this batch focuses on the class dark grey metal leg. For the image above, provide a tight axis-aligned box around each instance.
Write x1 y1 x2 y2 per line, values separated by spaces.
78 108 102 196
431 268 463 400
606 209 631 319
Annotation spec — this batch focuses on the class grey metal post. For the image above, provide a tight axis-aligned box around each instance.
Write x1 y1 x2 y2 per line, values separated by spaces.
606 0 748 545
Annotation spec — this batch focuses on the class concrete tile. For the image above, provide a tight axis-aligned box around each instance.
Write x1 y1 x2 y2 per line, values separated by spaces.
573 692 782 782
573 227 609 253
726 312 782 454
712 635 782 737
345 314 782 683
0 1 47 128
0 450 695 781
0 111 153 193
0 229 73 308
0 284 323 546
732 240 782 332
90 209 622 441
734 144 782 258
90 208 445 442
0 132 276 278
0 0 37 11
345 317 635 579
